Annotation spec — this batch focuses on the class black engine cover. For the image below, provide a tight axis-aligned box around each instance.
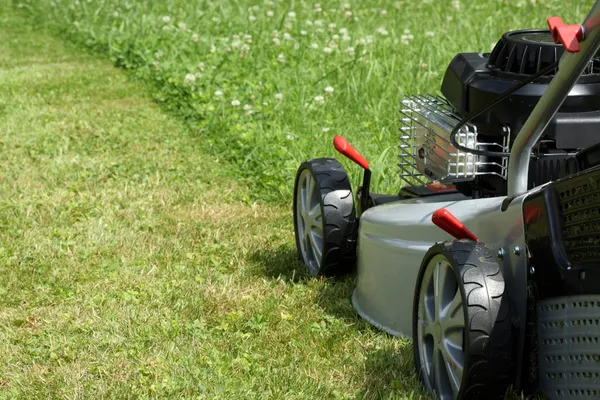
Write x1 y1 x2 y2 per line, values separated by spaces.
441 30 600 150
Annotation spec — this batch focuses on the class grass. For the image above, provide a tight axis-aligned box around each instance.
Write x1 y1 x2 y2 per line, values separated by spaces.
0 6 427 400
14 0 592 203
1 0 594 398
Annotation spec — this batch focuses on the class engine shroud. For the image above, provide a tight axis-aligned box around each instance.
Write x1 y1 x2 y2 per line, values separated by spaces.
399 29 600 198
442 29 600 150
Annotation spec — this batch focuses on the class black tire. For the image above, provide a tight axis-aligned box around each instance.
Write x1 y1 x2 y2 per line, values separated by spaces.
413 240 515 400
293 158 357 276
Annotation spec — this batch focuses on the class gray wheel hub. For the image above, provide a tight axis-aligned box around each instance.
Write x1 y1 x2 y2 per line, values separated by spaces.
296 169 324 274
417 254 466 399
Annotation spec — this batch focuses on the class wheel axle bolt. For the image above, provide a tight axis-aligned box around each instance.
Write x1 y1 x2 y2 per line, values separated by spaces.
513 246 521 256
497 248 505 260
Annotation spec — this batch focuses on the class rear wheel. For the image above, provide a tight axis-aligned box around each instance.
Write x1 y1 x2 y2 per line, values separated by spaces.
293 158 357 276
413 240 515 400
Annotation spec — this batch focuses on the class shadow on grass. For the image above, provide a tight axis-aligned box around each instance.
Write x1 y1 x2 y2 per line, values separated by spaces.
250 247 428 398
357 346 427 400
248 246 310 283
249 245 360 322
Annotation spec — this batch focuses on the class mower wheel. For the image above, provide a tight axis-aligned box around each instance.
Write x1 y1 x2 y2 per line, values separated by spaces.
413 240 514 400
293 158 357 276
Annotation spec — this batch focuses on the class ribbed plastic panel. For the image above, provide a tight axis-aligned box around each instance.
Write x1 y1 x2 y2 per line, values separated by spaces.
538 295 600 399
556 170 600 264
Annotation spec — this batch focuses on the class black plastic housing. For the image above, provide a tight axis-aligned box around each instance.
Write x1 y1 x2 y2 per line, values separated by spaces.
440 30 600 150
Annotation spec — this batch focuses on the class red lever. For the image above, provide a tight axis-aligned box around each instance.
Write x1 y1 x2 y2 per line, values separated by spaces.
432 208 479 242
548 16 584 53
333 136 369 170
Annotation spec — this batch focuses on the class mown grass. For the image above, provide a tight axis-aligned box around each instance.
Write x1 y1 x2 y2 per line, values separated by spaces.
15 0 592 202
3 0 594 399
0 7 428 399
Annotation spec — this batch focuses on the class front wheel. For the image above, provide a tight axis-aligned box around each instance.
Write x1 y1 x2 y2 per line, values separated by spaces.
293 158 357 276
413 240 515 400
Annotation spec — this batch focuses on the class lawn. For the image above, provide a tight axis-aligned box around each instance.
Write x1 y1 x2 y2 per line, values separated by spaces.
0 0 593 399
0 6 423 400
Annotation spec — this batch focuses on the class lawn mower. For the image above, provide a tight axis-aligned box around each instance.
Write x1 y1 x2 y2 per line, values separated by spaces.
293 3 600 399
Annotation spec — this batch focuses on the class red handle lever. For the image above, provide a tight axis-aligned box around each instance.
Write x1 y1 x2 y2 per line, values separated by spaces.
548 16 583 53
432 208 479 242
333 136 369 170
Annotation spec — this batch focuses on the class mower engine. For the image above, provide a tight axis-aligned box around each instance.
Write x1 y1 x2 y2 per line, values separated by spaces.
399 29 600 198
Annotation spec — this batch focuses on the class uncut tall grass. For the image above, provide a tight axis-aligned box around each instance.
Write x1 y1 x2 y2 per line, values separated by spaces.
19 0 591 202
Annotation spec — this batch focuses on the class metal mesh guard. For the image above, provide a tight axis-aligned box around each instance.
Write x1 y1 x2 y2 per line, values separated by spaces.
538 295 600 399
398 95 508 186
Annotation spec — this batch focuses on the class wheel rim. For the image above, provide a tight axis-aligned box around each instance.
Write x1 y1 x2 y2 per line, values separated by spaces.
296 169 324 274
417 254 465 400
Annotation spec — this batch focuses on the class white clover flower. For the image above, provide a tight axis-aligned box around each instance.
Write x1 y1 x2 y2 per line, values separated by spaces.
288 11 296 18
328 23 336 32
342 35 351 42
277 53 285 63
153 61 160 69
232 40 241 48
323 47 333 54
332 34 340 40
380 9 388 15
263 102 269 106
192 33 200 42
310 43 319 49
195 72 203 79
243 104 252 111
286 134 296 140
306 19 313 26
426 31 435 37
314 20 323 26
275 93 283 101
345 10 352 18
112 11 119 17
184 74 196 85
154 51 163 59
322 127 330 132
178 22 187 31
314 4 322 12
198 62 205 72
162 15 171 23
231 100 241 106
315 95 325 104
366 35 374 44
273 37 281 46
300 30 308 36
244 34 253 43
452 0 461 9
346 46 355 56
325 86 334 95
249 15 257 21
210 44 217 53
214 90 224 98
283 32 292 40
267 10 274 17
377 27 389 36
